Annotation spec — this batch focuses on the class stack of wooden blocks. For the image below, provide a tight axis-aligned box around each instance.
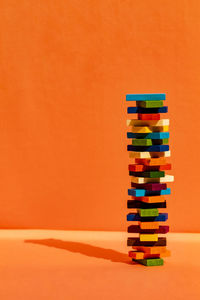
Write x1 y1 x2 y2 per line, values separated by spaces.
126 93 174 266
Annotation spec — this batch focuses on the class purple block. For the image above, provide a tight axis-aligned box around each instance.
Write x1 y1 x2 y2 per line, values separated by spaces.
131 182 167 191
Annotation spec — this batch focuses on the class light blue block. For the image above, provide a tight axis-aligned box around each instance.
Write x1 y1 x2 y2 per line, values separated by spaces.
128 188 171 197
127 132 170 139
126 94 166 101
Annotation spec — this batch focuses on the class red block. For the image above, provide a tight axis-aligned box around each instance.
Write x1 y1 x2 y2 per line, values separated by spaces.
138 113 161 120
131 182 167 191
129 163 171 172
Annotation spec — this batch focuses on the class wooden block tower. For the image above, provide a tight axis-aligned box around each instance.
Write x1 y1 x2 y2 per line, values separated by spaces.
126 93 173 266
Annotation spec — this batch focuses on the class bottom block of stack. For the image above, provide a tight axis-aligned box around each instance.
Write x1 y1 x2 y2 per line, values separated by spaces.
132 258 164 266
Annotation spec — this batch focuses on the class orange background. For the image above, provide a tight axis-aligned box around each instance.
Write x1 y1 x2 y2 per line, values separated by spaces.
0 0 200 232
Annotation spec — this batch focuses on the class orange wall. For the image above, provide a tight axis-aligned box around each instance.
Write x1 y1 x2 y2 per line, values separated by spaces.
0 0 200 232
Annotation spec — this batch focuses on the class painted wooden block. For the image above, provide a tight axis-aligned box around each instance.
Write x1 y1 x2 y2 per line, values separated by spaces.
133 258 164 266
128 145 169 152
139 222 159 229
127 237 166 246
132 139 153 146
138 113 160 120
130 126 169 134
127 132 170 139
127 213 168 222
131 174 173 184
127 119 169 127
132 246 167 254
130 126 152 133
127 200 166 209
129 251 160 259
131 138 169 146
131 182 167 191
135 157 168 165
132 195 166 203
128 225 169 233
140 234 158 242
126 94 166 101
129 150 171 159
128 188 171 197
129 250 170 259
127 106 168 114
138 208 159 217
136 101 164 108
129 163 171 173
129 170 165 178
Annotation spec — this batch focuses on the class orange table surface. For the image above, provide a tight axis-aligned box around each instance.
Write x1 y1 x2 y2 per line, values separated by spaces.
0 230 200 300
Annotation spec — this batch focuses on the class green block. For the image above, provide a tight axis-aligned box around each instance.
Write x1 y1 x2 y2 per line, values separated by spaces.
134 258 164 266
136 100 163 108
132 139 152 146
139 171 165 178
138 208 159 217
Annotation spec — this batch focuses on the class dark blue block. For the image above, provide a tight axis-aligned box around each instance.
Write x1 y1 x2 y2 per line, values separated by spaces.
127 145 169 152
127 106 168 114
127 132 170 139
126 94 166 101
127 213 168 222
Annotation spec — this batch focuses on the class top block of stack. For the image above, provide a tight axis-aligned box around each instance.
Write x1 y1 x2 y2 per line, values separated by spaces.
126 94 166 101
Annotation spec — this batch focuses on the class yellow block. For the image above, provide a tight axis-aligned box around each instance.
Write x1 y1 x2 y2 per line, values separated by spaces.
129 150 171 159
127 119 170 127
140 234 158 242
130 126 152 133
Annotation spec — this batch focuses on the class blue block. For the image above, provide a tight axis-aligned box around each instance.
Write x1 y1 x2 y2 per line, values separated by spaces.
126 94 166 101
127 106 168 114
128 188 171 197
127 145 169 152
127 213 168 222
127 132 170 139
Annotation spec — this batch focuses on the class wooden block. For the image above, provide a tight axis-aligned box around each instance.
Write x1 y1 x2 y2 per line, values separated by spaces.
127 132 170 139
138 113 160 120
131 174 173 184
127 222 169 234
130 125 169 133
127 106 168 114
131 182 167 191
130 126 152 133
132 246 167 254
138 208 159 217
135 157 168 165
140 234 158 242
127 213 168 222
128 225 169 233
127 119 169 127
137 101 163 108
132 139 153 146
129 150 171 159
128 188 171 197
127 237 166 247
129 164 171 173
133 195 166 203
139 222 159 229
128 145 169 152
131 138 169 146
129 250 170 259
126 94 166 101
129 171 165 178
133 258 164 266
127 200 166 209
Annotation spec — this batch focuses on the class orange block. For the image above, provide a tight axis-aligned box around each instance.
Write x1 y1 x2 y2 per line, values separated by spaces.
135 157 167 166
131 195 166 203
132 246 168 254
128 250 171 259
139 222 159 229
